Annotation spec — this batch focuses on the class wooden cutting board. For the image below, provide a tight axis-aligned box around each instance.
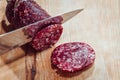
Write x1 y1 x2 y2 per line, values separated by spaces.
0 0 120 80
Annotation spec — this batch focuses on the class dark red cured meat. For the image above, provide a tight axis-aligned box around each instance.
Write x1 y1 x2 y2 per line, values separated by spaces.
6 0 16 24
6 0 51 28
51 42 95 72
14 0 50 28
6 0 63 51
6 0 63 37
31 24 63 51
25 16 63 38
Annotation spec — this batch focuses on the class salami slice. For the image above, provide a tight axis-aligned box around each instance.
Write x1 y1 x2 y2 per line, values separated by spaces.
51 42 95 72
31 24 63 51
25 16 63 38
13 0 50 28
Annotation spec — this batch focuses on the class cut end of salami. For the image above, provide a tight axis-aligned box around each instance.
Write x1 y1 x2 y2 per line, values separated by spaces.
31 24 63 51
51 42 95 72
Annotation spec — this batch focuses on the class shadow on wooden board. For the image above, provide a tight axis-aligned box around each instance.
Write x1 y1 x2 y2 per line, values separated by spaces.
0 20 25 67
0 19 37 80
1 20 15 32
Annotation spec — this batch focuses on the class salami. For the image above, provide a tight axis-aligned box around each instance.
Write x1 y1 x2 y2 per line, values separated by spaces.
14 0 50 28
6 0 63 51
51 42 95 72
25 16 63 38
31 24 63 51
6 0 50 28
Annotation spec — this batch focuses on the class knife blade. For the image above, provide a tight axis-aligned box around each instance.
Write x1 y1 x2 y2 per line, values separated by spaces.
0 9 83 54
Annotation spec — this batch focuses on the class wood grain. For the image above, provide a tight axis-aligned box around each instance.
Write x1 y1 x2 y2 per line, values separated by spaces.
0 0 120 80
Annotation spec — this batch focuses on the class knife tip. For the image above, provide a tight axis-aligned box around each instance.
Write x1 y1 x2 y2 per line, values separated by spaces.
78 8 84 13
72 9 84 15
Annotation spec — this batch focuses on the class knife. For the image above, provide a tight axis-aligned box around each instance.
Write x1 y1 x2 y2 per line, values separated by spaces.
0 9 83 54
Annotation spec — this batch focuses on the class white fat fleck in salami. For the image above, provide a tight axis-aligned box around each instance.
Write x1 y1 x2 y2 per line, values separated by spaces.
51 42 95 72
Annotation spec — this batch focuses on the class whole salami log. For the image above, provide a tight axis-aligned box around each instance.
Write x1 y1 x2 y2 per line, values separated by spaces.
51 42 95 72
